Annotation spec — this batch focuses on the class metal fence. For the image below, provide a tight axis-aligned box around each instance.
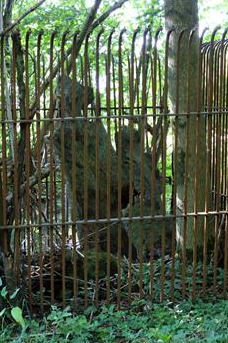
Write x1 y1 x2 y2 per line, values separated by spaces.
0 27 227 313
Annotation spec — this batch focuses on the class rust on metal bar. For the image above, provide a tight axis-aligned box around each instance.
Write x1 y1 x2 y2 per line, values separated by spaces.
203 26 221 298
106 29 115 306
175 28 186 299
128 27 140 304
25 29 32 310
60 30 69 308
36 29 44 314
12 32 20 281
94 28 104 306
71 31 79 308
150 27 163 301
49 30 57 305
83 32 90 308
185 29 196 301
192 27 208 301
160 28 173 302
117 27 125 308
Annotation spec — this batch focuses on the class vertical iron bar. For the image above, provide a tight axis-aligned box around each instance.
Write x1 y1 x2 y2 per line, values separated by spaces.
223 43 228 298
203 26 221 297
37 30 44 314
214 30 228 293
83 33 90 307
49 31 57 304
71 31 79 308
128 28 140 304
12 33 20 281
117 28 125 308
192 28 208 301
106 29 115 305
139 28 149 299
95 29 103 306
112 55 118 135
150 27 163 301
174 29 185 299
185 30 195 301
25 30 32 309
160 29 173 302
60 30 69 307
221 43 228 214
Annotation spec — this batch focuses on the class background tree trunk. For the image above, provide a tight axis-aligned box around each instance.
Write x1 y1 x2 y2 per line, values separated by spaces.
164 0 210 252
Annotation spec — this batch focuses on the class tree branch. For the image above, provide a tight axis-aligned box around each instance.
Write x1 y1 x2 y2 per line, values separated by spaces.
30 0 103 116
7 30 27 226
1 0 46 36
90 0 129 32
31 0 129 116
3 0 14 30
76 0 103 50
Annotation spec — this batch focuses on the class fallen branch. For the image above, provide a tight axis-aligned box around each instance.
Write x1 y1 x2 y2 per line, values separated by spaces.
6 163 60 206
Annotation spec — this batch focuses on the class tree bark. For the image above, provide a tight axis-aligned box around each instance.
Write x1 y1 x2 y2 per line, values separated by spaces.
53 77 167 257
53 77 130 254
164 0 210 251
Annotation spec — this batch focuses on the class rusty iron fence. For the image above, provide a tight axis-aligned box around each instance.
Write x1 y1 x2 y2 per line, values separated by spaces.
0 27 227 313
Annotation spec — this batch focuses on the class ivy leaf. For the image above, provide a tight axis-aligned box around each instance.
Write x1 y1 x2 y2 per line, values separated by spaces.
10 288 20 300
0 308 6 317
1 286 8 299
11 307 26 328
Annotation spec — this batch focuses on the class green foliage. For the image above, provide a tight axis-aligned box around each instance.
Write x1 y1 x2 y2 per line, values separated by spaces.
71 256 226 307
11 307 26 329
1 260 227 343
0 277 25 329
1 299 228 342
13 0 164 35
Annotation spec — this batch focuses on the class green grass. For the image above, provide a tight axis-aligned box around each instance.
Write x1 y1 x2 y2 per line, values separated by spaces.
1 299 228 343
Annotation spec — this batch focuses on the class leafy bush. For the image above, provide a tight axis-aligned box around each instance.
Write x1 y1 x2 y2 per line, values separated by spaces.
0 277 25 329
1 258 227 342
1 299 228 342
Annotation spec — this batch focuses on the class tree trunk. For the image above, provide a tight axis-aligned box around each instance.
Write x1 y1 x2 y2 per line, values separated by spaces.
53 77 168 257
164 0 210 252
53 77 131 255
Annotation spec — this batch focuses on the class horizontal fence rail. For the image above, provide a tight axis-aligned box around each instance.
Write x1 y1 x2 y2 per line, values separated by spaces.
0 27 227 313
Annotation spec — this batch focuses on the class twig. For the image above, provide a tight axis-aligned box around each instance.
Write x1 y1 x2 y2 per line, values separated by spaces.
77 221 118 248
6 163 59 206
0 0 46 36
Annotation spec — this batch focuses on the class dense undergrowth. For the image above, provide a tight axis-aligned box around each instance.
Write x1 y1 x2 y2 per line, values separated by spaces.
0 299 228 342
1 257 228 342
